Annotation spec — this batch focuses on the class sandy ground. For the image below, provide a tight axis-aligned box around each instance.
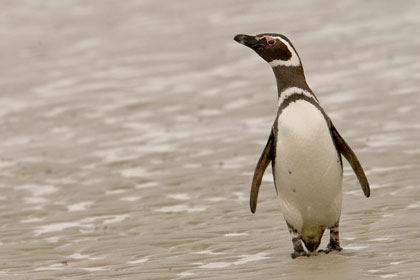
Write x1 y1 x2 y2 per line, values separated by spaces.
1 0 420 279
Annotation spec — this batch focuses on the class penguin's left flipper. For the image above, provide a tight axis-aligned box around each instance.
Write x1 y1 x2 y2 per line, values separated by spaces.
250 130 274 213
329 121 370 197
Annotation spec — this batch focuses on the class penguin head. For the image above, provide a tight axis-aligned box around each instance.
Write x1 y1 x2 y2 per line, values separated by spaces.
234 33 301 68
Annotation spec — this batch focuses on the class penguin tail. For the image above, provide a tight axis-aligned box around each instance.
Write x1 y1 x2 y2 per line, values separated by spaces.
302 239 321 252
301 227 325 252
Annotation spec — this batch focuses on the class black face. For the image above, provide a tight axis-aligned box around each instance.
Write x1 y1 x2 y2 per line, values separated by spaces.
234 33 294 63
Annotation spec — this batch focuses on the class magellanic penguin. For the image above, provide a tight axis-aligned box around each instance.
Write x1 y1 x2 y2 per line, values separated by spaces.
233 33 370 258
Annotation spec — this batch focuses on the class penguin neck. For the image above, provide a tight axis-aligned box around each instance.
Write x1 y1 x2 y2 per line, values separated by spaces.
272 65 310 98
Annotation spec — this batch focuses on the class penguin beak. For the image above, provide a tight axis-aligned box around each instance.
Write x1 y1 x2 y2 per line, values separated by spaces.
234 34 262 49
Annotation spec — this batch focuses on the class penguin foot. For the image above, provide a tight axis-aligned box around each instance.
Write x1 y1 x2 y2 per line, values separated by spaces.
287 226 310 259
290 251 310 259
327 243 343 252
319 222 343 254
319 243 343 254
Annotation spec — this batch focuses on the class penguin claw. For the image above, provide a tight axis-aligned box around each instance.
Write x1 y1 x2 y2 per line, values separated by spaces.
290 251 310 259
330 246 343 252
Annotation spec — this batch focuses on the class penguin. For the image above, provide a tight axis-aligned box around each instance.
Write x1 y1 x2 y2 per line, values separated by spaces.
233 33 370 258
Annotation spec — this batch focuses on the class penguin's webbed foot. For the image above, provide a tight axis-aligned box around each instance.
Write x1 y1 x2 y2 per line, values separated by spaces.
327 242 343 252
287 224 310 259
319 242 343 254
290 250 310 259
319 222 343 254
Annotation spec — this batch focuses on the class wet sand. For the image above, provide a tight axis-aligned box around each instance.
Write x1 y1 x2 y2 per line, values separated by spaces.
1 1 420 279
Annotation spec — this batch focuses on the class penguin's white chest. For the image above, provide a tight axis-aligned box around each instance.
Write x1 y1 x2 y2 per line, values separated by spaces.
274 100 343 230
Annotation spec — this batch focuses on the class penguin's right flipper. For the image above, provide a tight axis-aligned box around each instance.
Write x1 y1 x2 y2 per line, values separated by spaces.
329 121 370 198
250 130 274 213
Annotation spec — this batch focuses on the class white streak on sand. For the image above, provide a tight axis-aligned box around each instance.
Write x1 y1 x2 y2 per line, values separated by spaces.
45 237 60 243
20 217 45 223
67 253 105 260
407 202 420 209
118 167 148 178
105 189 127 195
82 267 108 272
370 237 391 242
34 222 92 235
234 253 270 265
35 263 66 271
198 253 269 269
95 149 139 163
380 274 398 279
15 184 57 196
343 237 356 241
156 205 206 213
0 159 16 168
67 202 93 212
233 192 247 202
191 250 226 256
199 262 231 269
135 182 158 189
343 245 368 250
167 193 190 200
178 271 196 278
224 233 248 237
34 214 130 235
103 214 130 225
67 253 90 259
128 258 149 264
81 214 129 224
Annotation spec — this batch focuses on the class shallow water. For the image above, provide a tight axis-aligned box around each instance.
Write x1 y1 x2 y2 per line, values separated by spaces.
1 0 420 279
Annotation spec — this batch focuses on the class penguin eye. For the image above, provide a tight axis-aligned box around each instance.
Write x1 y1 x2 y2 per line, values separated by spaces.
268 40 275 45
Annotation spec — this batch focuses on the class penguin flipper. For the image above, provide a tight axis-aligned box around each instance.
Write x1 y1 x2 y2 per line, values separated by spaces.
250 130 274 213
329 122 370 197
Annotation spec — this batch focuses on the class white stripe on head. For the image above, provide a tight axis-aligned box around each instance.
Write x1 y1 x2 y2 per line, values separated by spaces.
268 36 301 67
278 87 317 107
